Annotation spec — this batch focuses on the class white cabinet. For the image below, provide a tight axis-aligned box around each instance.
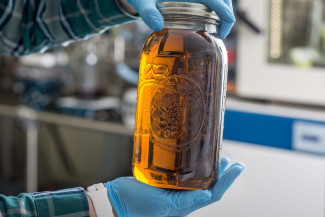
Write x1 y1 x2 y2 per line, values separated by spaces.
236 0 325 106
190 140 325 217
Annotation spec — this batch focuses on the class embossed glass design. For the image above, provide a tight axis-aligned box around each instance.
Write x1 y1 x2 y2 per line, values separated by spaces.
133 3 228 190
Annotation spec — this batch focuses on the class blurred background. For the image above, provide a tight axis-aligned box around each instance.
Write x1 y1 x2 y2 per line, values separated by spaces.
1 0 325 216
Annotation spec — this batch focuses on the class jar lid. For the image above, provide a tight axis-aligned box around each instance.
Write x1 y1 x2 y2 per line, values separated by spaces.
157 2 220 21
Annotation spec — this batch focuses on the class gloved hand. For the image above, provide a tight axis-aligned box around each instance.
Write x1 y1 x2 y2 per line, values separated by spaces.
125 0 235 39
104 157 244 217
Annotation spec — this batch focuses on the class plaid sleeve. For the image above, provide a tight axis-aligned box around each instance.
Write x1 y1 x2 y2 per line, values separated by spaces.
0 0 138 56
0 187 90 217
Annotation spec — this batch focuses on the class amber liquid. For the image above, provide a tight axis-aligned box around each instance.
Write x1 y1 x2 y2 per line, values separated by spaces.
133 29 226 190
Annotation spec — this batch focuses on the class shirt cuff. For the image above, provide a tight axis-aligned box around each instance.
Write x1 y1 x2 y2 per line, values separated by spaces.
32 187 90 217
0 200 5 217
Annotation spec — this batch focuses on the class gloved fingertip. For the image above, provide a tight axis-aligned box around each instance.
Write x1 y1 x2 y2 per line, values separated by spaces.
219 21 234 39
141 12 164 31
137 4 164 31
224 165 245 180
236 162 246 169
220 157 230 167
211 165 244 201
221 156 230 162
150 18 164 31
219 32 228 40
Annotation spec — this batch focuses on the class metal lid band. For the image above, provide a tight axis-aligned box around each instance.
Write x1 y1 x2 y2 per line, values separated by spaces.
157 2 220 21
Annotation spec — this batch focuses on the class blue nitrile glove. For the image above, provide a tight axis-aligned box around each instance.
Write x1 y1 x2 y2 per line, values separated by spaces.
126 0 235 39
104 157 244 217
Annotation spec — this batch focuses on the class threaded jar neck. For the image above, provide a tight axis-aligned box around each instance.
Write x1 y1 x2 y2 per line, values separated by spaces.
158 2 220 33
163 14 219 33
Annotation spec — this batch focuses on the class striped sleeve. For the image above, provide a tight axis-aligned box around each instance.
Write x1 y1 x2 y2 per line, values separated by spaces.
0 193 37 217
0 187 90 217
0 0 138 56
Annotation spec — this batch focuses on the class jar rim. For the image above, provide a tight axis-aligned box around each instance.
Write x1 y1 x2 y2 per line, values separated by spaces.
157 2 220 21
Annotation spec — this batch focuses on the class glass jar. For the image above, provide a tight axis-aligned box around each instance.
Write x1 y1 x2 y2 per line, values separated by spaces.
132 2 228 190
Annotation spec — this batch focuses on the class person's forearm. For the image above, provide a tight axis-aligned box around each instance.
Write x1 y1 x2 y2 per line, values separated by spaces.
87 195 97 217
117 0 137 15
0 187 91 217
0 0 137 56
113 209 118 217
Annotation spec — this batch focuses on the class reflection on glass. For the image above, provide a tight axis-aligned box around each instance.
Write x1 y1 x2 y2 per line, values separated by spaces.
269 0 325 68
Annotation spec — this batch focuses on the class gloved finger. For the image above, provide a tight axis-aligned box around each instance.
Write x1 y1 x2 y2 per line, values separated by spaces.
203 0 235 23
212 163 245 201
131 0 164 31
218 0 234 38
219 156 230 175
168 189 212 211
228 162 245 169
170 162 244 216
223 0 234 10
219 21 234 39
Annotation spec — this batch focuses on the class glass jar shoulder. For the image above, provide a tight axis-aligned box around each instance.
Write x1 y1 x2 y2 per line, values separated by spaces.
143 29 220 55
210 33 227 62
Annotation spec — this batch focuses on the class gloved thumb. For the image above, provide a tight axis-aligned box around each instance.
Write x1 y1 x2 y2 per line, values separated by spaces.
212 163 245 201
130 0 164 31
169 189 212 210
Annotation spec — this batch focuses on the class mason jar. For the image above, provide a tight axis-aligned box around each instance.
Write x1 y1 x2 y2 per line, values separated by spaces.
132 2 228 190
